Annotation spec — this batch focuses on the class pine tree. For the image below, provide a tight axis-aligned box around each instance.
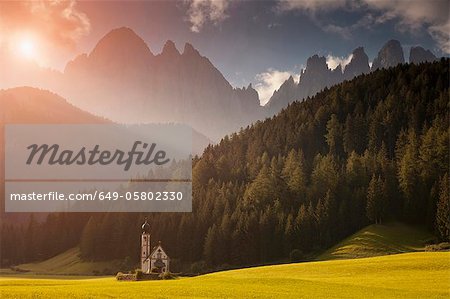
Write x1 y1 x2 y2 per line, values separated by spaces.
80 217 98 259
282 149 306 200
366 175 384 224
436 174 449 241
204 224 219 266
325 114 343 156
397 129 421 218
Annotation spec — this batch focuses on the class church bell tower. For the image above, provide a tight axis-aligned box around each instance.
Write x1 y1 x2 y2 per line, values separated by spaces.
141 219 151 273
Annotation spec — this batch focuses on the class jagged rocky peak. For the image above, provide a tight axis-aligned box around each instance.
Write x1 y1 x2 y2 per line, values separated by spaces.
245 83 259 100
283 75 296 87
305 54 329 72
183 42 201 57
89 27 153 60
372 39 405 70
161 40 180 57
243 83 256 92
409 46 437 64
332 64 342 73
233 83 261 112
275 75 296 93
344 47 369 79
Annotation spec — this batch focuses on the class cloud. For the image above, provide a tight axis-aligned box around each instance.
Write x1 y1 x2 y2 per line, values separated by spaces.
255 68 300 105
185 0 230 33
0 1 90 49
363 0 449 53
429 20 450 53
326 53 353 70
277 0 348 12
277 0 450 53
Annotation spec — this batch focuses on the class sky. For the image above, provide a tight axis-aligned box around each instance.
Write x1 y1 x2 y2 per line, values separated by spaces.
1 0 449 104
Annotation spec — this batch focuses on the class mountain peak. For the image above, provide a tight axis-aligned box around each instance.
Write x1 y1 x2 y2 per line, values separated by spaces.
344 46 369 79
162 40 180 56
352 46 365 56
65 27 153 75
409 46 437 64
89 27 153 56
287 75 295 83
372 39 404 70
307 54 328 68
89 27 153 59
183 42 201 57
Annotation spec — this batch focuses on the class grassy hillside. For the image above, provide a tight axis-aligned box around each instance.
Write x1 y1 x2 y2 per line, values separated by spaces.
318 222 436 261
12 222 435 276
14 247 121 276
1 252 449 298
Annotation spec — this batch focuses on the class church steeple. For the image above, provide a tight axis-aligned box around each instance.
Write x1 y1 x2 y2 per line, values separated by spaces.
142 219 150 234
141 218 151 273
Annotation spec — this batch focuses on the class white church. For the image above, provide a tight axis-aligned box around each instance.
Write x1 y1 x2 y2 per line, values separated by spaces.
141 219 170 273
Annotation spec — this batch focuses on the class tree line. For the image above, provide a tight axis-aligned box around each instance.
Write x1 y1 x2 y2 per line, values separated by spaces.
1 59 449 271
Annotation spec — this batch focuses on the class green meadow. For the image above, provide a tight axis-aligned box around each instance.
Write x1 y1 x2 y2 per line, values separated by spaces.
1 252 449 299
318 222 436 260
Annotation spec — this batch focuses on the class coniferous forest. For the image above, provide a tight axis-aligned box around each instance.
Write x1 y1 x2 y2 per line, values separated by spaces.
2 59 449 271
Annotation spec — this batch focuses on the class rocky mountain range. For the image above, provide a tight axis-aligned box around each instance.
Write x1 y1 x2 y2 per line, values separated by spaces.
1 28 440 141
265 39 438 116
60 27 263 141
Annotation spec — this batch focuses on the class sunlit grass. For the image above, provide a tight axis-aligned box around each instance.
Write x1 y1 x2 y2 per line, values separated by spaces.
1 252 449 298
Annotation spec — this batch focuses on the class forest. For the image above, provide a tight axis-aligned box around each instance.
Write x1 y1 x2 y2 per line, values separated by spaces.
1 59 449 272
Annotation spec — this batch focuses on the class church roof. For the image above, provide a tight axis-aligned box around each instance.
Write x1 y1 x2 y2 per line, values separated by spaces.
144 241 170 262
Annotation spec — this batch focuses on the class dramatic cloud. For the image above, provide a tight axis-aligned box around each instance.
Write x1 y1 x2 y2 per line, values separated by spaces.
255 68 300 105
326 53 353 70
185 0 230 33
277 0 450 53
0 1 90 48
429 20 450 54
363 0 450 53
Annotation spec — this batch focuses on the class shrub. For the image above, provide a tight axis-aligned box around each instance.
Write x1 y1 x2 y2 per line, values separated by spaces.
135 269 144 280
425 242 450 251
102 268 112 275
120 256 133 271
159 272 177 280
116 272 136 281
190 260 207 274
290 249 304 262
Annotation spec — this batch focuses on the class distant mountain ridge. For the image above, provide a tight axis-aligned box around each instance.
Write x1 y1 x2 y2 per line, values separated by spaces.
265 39 438 115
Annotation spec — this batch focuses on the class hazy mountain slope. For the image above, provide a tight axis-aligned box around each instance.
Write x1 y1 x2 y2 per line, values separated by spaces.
0 87 108 124
0 87 212 222
62 27 263 140
0 87 109 224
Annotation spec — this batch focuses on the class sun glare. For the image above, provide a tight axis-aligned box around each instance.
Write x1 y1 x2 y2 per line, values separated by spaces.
18 38 35 58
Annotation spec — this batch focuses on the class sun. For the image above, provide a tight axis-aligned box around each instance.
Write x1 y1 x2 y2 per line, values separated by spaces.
18 38 36 59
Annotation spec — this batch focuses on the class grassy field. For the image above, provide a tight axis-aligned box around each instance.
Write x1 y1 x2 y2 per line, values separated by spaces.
1 252 449 298
318 222 436 260
12 222 434 276
11 247 121 276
